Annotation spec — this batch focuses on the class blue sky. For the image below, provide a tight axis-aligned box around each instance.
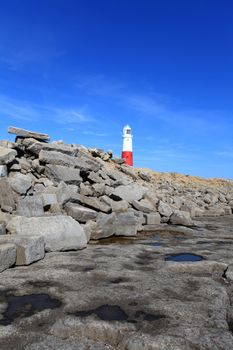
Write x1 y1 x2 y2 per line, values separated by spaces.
0 0 233 178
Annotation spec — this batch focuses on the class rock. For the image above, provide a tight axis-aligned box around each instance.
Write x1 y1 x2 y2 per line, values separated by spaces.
143 191 159 206
92 183 106 196
132 199 155 213
69 193 111 213
0 243 16 272
0 165 7 177
16 196 44 217
119 165 137 179
138 171 151 182
158 200 173 217
18 157 32 172
80 183 94 196
169 210 193 226
38 148 100 172
7 216 87 252
23 138 79 156
0 224 6 235
92 211 138 239
81 220 97 242
202 206 226 217
0 146 17 165
0 235 45 265
65 202 98 223
44 164 82 185
40 193 58 209
88 171 112 186
8 126 50 141
8 173 32 194
101 196 129 213
0 179 15 211
111 184 147 203
144 212 161 225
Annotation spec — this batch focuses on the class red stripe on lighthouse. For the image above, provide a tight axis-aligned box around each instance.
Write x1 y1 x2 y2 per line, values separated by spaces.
122 151 133 166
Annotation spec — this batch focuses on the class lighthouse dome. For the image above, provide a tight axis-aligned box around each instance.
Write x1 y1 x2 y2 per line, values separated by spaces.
123 125 132 136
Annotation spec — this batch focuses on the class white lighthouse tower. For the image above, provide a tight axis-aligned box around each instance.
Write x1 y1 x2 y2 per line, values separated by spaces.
122 125 133 166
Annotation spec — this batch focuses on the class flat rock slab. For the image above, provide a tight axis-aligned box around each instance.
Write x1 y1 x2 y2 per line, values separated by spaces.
1 216 233 349
65 202 98 223
44 164 82 185
0 243 16 272
0 235 45 265
6 215 87 252
8 126 50 141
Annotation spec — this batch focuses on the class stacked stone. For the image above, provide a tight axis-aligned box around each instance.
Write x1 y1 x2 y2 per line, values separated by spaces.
0 126 232 273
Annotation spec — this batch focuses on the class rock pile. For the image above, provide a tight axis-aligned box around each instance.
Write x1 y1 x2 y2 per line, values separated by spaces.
0 126 233 272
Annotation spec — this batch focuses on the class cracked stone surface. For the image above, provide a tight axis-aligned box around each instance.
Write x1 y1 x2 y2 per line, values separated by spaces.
1 216 233 349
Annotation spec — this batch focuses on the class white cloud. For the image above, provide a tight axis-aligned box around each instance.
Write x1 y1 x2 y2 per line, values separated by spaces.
0 95 94 124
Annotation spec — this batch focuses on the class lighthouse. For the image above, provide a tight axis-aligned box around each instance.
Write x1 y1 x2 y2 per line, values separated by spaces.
122 124 133 166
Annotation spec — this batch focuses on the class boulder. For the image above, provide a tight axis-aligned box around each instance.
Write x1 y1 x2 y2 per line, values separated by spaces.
0 224 6 235
8 173 32 194
101 195 129 212
8 126 50 141
132 199 155 213
44 164 82 185
158 200 173 217
64 202 98 223
0 146 17 165
0 165 7 177
169 210 193 226
6 215 87 252
0 243 16 272
0 179 15 211
16 196 44 217
111 184 147 203
40 193 58 209
144 212 161 225
0 235 45 265
23 138 79 156
69 193 111 213
92 211 138 239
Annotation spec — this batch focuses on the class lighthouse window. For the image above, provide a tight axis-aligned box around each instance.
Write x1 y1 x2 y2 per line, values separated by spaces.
126 130 131 134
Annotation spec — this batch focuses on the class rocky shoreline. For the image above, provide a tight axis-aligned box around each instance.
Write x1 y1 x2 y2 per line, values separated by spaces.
0 127 233 349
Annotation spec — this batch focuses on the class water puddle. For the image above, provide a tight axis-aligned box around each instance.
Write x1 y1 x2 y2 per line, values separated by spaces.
74 304 128 321
165 253 204 262
0 294 62 326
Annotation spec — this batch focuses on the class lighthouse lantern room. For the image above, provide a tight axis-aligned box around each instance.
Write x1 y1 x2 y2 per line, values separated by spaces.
122 124 133 166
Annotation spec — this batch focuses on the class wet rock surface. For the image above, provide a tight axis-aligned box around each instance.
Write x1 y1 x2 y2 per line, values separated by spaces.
1 216 233 349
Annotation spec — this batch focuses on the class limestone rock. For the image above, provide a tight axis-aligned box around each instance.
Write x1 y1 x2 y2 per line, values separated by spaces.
0 179 15 211
144 212 161 225
101 196 129 213
0 224 6 235
44 164 82 185
0 243 16 272
169 210 193 226
8 126 50 141
16 196 44 217
8 173 32 194
132 199 155 213
69 193 111 213
158 200 173 217
111 184 147 203
92 211 138 239
7 215 87 252
65 202 98 223
0 146 17 165
0 235 45 265
0 165 7 177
